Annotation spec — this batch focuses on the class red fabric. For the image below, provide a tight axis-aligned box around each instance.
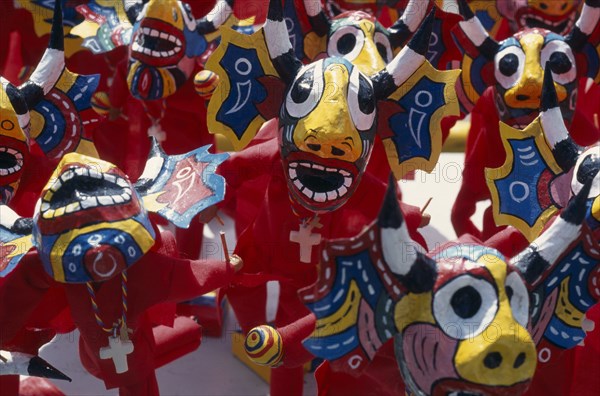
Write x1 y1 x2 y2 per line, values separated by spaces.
451 83 600 240
0 230 235 392
152 316 202 368
221 121 425 395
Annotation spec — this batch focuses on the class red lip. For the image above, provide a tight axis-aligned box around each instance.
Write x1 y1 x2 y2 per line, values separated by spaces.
130 18 185 67
515 8 576 35
432 378 532 396
283 151 361 212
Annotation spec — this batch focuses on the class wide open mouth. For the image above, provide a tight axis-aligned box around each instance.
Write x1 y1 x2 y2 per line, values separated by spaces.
41 167 133 219
518 10 576 35
0 147 24 177
286 154 359 211
131 19 184 67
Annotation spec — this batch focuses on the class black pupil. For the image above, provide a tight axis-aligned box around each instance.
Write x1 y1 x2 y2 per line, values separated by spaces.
451 285 482 319
290 70 314 104
376 42 388 61
337 33 357 56
506 286 514 301
499 53 519 77
358 74 375 116
549 51 572 75
576 154 600 185
0 152 17 169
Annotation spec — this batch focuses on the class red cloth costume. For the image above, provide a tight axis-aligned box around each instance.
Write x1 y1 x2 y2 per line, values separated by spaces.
451 83 600 240
220 121 425 396
0 229 235 394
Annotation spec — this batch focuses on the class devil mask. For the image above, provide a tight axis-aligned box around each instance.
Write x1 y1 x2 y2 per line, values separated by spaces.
125 0 234 100
301 176 596 396
453 0 600 126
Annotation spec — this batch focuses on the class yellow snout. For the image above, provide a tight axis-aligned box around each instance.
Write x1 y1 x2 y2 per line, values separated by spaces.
454 321 537 387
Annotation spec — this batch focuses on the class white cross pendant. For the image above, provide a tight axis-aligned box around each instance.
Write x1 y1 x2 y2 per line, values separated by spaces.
289 218 322 263
99 336 134 374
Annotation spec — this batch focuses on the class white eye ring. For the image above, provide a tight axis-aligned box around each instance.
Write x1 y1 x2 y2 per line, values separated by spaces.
374 31 393 63
285 62 324 119
505 271 530 328
541 40 577 86
328 26 365 62
433 273 499 340
347 67 375 132
571 146 600 198
494 46 526 90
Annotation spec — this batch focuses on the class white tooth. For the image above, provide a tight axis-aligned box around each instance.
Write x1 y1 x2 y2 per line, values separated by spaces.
15 153 23 159
88 169 102 179
6 148 17 154
175 39 182 46
75 168 86 176
339 170 350 176
81 197 98 209
0 147 6 152
98 196 114 206
112 195 125 204
299 163 310 168
41 202 50 212
132 42 140 52
314 193 327 202
160 32 169 39
167 50 175 56
150 29 159 37
65 202 81 213
152 51 161 57
344 177 352 187
104 174 116 183
0 169 8 176
8 167 16 174
50 180 62 192
120 193 131 201
302 188 314 199
337 186 348 197
293 180 304 191
288 169 297 179
143 48 152 55
116 178 128 187
123 188 132 195
327 191 338 201
168 35 177 42
289 162 298 168
61 171 75 182
326 167 337 172
313 164 324 171
143 27 151 34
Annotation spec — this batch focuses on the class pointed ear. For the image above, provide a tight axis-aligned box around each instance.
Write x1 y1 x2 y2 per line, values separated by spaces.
206 26 283 151
0 205 34 277
134 139 229 228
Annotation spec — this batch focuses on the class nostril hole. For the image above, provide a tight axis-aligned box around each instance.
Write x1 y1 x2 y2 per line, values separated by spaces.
331 146 345 156
484 352 503 369
307 143 321 152
517 94 530 101
539 2 548 10
514 352 526 368
561 3 567 10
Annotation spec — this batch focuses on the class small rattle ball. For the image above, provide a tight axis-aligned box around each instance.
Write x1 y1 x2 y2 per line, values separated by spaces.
244 325 283 367
194 70 219 99
91 92 111 116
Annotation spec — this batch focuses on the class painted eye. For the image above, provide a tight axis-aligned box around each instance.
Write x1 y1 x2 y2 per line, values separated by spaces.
571 146 600 198
328 26 365 62
433 274 499 340
347 67 375 132
495 46 525 89
285 62 324 119
505 271 530 328
374 32 392 63
541 41 576 86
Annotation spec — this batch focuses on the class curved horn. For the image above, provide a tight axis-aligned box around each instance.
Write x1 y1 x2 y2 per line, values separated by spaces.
3 81 31 131
566 0 600 51
303 0 331 37
540 65 581 171
124 0 146 24
18 0 65 110
196 0 235 35
512 180 592 285
456 0 499 60
264 0 303 84
379 174 436 294
371 8 434 100
388 0 431 49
